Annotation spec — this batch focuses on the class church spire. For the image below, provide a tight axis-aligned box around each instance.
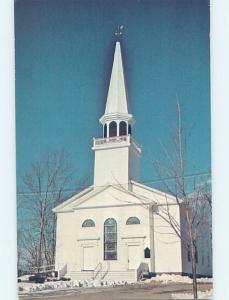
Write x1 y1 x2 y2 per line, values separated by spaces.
100 29 134 138
104 41 128 115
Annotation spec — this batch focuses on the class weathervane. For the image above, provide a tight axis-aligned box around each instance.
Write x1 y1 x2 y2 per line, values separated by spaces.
115 25 124 40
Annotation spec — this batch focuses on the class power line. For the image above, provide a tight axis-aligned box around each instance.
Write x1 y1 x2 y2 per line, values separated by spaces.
17 171 211 196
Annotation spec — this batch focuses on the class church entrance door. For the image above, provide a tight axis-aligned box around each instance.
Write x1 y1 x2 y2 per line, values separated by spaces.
83 246 95 270
128 244 140 269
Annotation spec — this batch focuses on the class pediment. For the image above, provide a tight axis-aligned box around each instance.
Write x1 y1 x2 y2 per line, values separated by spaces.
53 180 177 213
53 184 155 213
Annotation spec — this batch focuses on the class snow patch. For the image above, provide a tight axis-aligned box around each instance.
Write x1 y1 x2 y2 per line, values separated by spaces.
172 288 213 299
18 279 132 293
147 274 213 284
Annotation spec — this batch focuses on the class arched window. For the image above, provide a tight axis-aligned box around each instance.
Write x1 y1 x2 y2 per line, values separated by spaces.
104 218 117 260
104 124 107 138
82 219 95 227
126 217 140 225
128 124 132 135
119 121 127 136
109 121 117 137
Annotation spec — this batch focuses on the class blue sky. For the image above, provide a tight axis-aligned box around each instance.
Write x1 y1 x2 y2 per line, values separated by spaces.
15 0 210 191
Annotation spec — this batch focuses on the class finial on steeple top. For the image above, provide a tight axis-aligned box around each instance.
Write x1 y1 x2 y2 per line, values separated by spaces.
115 25 124 40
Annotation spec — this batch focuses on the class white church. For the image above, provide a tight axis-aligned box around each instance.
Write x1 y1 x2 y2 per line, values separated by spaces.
53 38 212 282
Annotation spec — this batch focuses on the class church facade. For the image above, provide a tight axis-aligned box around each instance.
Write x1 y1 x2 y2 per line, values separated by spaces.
53 40 212 282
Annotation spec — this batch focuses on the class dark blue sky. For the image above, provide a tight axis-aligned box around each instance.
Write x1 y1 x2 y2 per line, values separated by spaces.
15 0 210 190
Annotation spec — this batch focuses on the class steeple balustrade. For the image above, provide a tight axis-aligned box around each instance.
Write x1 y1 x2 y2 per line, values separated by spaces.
94 135 130 146
93 135 141 153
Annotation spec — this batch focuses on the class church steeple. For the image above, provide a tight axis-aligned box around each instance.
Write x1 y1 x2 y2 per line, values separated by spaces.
100 38 134 138
92 32 141 187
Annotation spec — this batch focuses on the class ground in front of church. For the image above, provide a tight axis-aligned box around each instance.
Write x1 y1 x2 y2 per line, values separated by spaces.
18 281 213 300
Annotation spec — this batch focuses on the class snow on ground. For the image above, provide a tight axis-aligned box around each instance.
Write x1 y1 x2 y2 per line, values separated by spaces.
172 288 213 299
18 274 212 294
147 274 213 284
18 279 132 293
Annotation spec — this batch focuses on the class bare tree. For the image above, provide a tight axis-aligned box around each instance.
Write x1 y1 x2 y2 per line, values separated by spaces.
153 101 212 299
17 149 76 272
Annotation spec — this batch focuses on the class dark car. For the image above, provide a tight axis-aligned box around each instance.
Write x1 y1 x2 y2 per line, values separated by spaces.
29 273 46 284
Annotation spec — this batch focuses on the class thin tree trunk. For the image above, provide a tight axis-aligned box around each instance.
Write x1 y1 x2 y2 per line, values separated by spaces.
188 222 198 299
38 201 45 271
191 253 198 299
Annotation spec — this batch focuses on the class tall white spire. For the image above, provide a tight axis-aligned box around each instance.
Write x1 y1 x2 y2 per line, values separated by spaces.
99 40 134 126
105 41 128 115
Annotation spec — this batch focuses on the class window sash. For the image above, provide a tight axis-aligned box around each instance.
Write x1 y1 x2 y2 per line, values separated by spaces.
104 232 117 241
104 251 117 260
104 242 117 251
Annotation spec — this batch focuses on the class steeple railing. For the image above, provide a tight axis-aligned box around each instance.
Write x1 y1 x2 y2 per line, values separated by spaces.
94 135 129 146
93 134 141 153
